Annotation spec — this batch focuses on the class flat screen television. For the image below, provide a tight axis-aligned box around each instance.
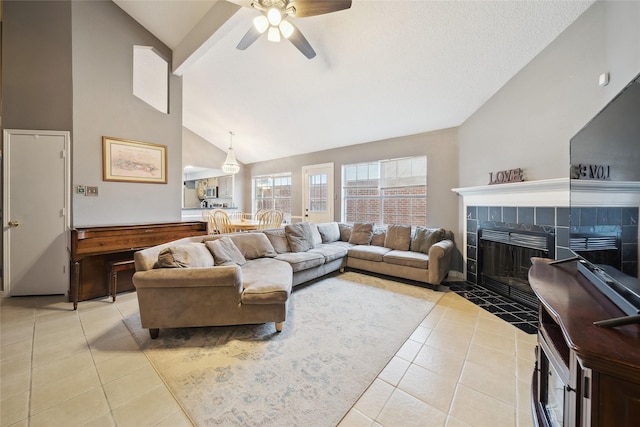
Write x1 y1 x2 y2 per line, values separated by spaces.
569 72 640 326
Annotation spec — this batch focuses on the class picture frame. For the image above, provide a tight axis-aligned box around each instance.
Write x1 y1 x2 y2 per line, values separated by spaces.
102 136 167 184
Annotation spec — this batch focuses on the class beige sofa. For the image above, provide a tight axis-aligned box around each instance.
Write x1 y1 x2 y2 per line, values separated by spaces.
132 222 454 338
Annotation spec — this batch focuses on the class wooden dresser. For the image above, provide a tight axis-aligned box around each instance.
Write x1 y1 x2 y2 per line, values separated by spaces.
70 221 207 309
529 257 640 426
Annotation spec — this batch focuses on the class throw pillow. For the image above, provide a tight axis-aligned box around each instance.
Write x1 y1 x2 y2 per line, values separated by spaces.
229 234 277 259
284 222 315 252
157 243 214 268
384 224 412 251
263 229 291 253
338 223 352 242
371 228 386 247
348 222 374 245
205 237 246 265
317 222 340 243
410 227 446 254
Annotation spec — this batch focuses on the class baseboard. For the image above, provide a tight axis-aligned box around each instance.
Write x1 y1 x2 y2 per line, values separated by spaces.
447 271 464 280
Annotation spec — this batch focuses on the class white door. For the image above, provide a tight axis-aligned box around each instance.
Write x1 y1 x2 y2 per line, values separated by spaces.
302 163 334 223
3 130 70 296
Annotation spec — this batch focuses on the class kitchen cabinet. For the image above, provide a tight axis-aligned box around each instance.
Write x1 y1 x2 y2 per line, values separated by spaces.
218 175 233 198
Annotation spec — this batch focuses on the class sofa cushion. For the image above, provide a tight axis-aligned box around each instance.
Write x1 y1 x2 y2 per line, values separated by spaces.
317 222 340 243
371 229 386 247
383 250 430 269
241 258 292 305
157 243 214 268
274 251 325 272
328 241 354 250
349 223 374 245
228 233 277 259
309 244 348 263
205 237 246 266
285 222 316 252
384 224 412 251
262 229 290 253
410 227 446 254
348 245 392 262
310 224 323 247
339 223 352 242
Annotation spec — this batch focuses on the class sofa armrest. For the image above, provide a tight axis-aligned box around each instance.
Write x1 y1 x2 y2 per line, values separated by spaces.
427 239 454 285
132 265 242 290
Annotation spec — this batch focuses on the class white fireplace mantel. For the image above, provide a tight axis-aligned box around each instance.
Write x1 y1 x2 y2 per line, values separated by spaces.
452 178 569 207
570 180 640 207
453 178 640 208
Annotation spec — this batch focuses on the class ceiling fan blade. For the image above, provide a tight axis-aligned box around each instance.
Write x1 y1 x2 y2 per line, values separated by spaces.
236 25 262 50
287 0 351 17
286 22 316 59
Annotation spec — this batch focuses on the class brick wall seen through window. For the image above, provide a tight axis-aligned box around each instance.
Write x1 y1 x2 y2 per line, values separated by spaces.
342 156 427 227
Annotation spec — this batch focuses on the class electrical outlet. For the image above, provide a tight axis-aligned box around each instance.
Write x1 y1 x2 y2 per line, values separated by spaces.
76 185 85 194
85 186 99 196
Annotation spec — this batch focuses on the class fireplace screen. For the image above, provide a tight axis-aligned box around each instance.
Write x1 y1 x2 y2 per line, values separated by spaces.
479 227 554 308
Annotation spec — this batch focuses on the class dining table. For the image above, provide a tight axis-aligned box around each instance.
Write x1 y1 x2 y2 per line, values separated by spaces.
229 218 260 232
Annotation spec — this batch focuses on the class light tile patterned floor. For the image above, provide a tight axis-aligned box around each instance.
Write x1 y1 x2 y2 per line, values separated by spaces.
1 287 536 427
339 291 537 427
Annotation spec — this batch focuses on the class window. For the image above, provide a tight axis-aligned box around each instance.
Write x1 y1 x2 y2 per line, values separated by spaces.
342 156 427 227
133 46 168 113
253 173 292 222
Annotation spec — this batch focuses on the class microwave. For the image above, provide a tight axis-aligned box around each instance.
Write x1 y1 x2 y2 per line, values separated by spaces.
205 187 218 198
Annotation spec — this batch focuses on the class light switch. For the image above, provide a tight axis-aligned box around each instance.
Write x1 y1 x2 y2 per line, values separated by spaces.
86 186 99 196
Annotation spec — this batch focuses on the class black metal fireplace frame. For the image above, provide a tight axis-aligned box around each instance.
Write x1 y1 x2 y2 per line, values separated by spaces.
478 222 556 309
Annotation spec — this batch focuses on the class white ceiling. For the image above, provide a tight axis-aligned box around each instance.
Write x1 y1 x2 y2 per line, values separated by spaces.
114 0 595 165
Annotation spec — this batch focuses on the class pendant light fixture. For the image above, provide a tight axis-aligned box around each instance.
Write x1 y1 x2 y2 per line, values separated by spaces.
221 131 240 174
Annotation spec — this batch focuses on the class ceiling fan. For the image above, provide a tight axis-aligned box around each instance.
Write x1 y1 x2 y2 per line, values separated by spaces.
231 0 352 59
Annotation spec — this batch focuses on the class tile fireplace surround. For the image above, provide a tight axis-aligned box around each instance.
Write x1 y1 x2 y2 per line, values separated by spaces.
452 178 640 285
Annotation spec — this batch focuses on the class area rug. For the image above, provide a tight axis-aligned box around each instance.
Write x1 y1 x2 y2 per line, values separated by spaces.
124 271 443 426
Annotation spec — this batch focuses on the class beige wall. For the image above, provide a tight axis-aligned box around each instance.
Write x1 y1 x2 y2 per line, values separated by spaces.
182 127 246 212
245 127 460 236
70 0 183 226
459 0 640 187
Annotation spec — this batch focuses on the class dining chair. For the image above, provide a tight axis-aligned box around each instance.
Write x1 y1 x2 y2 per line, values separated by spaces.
212 209 234 234
202 210 217 235
254 209 267 221
228 211 245 221
259 209 284 229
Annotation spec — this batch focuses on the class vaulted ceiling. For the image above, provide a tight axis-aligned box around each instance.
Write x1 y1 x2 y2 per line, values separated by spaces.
113 0 594 165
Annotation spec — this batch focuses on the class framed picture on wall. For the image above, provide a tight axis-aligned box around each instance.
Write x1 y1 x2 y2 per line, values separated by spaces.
102 136 167 183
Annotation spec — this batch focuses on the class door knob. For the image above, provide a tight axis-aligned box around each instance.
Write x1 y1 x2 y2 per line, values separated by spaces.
8 220 20 227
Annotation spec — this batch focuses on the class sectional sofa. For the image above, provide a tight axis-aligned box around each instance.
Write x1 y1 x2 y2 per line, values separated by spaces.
132 221 454 338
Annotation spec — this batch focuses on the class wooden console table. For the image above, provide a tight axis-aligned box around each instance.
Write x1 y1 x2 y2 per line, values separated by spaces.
529 257 640 426
70 221 207 309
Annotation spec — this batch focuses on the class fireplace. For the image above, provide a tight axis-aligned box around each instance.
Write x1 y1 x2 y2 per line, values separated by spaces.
478 222 555 308
570 227 621 271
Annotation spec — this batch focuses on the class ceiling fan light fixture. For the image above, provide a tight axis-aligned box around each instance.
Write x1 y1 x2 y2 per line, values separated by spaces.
253 15 269 33
221 131 240 174
279 19 294 39
267 8 282 26
267 26 281 42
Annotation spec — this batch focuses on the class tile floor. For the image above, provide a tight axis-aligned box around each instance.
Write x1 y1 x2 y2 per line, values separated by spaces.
1 284 537 427
446 282 539 334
